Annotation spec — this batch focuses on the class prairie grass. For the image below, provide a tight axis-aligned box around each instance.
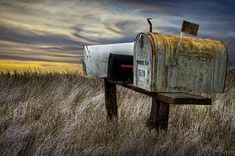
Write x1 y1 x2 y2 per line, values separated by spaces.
0 71 234 156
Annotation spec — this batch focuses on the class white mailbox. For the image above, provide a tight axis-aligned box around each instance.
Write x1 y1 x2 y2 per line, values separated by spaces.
83 42 134 77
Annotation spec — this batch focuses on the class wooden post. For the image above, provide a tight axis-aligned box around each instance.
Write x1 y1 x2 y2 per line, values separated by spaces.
146 96 170 130
104 78 118 121
146 96 159 128
158 101 170 130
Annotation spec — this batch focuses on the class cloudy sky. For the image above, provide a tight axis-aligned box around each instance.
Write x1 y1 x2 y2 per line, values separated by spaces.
0 0 234 72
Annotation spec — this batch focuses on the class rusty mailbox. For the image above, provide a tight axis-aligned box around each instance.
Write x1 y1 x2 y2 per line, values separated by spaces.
83 42 134 77
134 32 228 92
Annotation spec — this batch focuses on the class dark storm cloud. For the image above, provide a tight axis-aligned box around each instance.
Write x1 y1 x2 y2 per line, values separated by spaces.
115 0 235 33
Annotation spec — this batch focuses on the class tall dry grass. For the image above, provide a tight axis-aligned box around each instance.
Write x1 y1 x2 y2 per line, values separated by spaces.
0 71 234 156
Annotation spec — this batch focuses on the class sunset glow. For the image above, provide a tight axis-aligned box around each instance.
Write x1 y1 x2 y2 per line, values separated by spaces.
0 60 83 74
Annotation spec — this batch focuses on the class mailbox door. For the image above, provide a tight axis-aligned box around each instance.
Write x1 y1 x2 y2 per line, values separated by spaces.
134 33 153 91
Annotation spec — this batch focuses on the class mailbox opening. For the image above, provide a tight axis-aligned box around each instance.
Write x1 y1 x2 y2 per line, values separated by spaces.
107 54 133 83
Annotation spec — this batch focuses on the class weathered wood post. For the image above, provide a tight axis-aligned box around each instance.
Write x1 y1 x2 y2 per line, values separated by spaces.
158 101 170 130
147 96 170 130
104 78 118 120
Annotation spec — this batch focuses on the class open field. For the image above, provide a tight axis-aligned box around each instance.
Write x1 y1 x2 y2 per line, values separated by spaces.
0 60 83 74
0 71 234 156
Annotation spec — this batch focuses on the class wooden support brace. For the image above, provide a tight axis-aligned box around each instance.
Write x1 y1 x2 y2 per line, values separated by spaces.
146 96 170 130
104 78 118 121
103 79 211 130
